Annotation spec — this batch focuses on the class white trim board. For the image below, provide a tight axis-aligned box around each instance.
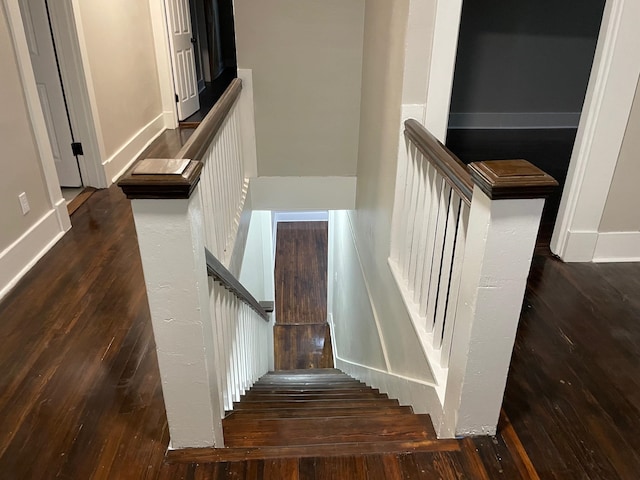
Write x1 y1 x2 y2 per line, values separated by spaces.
103 113 167 184
3 0 71 232
593 232 640 262
0 209 66 301
424 0 464 142
274 211 328 223
249 177 357 211
47 0 107 188
148 0 178 129
448 112 581 129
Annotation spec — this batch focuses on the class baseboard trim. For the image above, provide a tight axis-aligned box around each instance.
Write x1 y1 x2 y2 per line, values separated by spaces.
335 356 443 430
163 110 178 129
593 231 640 262
448 112 581 129
555 230 599 262
0 209 66 301
249 177 356 211
103 113 167 184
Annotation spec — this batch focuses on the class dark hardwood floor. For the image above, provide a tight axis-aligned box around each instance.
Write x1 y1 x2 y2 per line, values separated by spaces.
275 222 328 325
1 129 639 478
274 222 333 370
504 256 640 479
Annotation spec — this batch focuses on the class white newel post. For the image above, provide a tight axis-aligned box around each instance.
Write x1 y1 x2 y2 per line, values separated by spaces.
440 160 557 438
119 159 224 449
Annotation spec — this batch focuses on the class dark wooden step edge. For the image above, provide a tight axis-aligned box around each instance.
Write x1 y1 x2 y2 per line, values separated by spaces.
223 406 415 419
166 438 461 463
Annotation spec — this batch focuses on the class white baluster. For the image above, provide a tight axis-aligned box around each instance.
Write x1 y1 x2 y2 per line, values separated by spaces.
419 173 443 319
425 184 452 331
402 148 421 278
440 200 469 368
433 191 461 350
411 156 431 303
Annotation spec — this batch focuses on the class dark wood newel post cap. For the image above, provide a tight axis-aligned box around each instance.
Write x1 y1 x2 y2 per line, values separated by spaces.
467 160 558 200
117 158 203 199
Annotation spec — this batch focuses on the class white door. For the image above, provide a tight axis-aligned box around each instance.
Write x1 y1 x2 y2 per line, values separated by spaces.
19 0 82 187
165 0 200 120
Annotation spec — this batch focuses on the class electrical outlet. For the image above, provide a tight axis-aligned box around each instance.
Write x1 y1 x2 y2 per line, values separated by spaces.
18 192 30 215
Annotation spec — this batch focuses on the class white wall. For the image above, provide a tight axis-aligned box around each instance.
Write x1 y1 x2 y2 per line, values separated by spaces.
74 0 166 182
599 79 640 233
327 211 388 371
239 211 275 302
233 0 365 177
593 77 640 262
328 210 441 418
349 0 436 380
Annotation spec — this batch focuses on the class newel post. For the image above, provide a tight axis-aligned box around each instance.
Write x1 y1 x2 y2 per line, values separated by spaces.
441 160 557 437
119 158 224 449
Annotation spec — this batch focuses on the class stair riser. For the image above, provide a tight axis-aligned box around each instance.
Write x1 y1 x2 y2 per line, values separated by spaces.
224 406 414 420
232 399 400 410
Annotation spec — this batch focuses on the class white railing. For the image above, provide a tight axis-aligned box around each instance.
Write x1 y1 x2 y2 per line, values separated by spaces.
120 78 273 449
391 141 471 378
389 119 556 437
197 102 248 267
209 280 270 413
178 79 248 269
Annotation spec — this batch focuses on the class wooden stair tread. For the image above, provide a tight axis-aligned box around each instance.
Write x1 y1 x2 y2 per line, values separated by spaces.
267 368 343 374
232 398 400 410
223 405 414 419
167 437 460 462
223 414 435 447
256 376 358 383
249 384 368 391
241 391 387 401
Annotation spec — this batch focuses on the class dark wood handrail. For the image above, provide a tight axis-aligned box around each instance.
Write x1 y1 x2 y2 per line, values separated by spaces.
404 119 558 202
205 248 270 322
404 119 474 205
118 78 242 200
177 78 243 161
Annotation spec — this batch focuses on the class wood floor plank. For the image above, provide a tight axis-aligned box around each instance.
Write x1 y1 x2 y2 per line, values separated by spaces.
274 222 328 325
168 438 460 463
274 320 334 370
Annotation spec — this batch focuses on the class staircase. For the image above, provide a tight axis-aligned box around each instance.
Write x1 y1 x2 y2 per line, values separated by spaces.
215 368 445 459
